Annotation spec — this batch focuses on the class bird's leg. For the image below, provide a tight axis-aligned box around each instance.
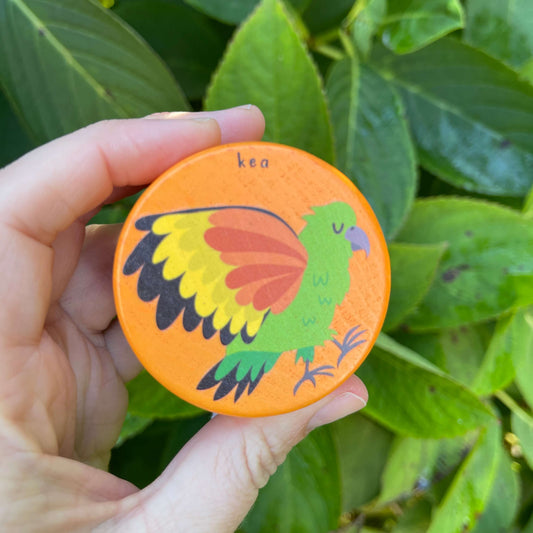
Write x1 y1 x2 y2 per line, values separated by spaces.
293 347 335 395
332 325 367 367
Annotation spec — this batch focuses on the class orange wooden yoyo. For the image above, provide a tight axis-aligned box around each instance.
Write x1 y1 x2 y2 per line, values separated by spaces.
113 142 390 417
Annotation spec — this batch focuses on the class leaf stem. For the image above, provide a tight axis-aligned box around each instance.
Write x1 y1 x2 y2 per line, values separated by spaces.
314 44 345 61
495 390 531 420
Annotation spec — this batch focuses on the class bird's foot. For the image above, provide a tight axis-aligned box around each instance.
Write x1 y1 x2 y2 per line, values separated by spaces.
332 325 367 367
293 360 335 395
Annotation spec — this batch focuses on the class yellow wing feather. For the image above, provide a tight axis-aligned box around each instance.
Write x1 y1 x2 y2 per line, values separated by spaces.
151 211 266 337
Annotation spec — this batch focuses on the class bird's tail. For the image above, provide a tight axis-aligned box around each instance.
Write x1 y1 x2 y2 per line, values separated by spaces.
197 351 279 402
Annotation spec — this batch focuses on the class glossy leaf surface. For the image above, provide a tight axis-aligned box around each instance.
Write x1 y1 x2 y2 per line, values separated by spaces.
205 0 334 162
372 38 533 196
396 198 533 330
0 0 188 144
382 0 464 54
327 59 416 239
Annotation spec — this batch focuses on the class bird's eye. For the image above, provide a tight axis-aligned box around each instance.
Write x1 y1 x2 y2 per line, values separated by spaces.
332 222 344 234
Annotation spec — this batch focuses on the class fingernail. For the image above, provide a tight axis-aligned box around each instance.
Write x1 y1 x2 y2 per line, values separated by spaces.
237 104 253 110
144 111 191 120
307 392 367 431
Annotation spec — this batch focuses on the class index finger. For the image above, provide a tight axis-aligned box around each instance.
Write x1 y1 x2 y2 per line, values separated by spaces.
0 105 265 245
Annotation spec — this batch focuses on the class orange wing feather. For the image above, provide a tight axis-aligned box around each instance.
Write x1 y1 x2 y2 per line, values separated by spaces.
204 208 308 314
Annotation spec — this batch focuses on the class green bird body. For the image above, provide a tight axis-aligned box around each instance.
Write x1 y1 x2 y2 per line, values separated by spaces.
124 201 370 401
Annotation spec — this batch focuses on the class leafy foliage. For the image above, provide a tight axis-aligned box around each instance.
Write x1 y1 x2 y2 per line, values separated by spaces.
1 0 532 530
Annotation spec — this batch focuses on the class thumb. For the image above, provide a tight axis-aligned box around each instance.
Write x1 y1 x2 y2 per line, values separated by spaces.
110 376 367 532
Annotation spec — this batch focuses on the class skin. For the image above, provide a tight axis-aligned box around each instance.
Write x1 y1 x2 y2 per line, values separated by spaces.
0 106 368 532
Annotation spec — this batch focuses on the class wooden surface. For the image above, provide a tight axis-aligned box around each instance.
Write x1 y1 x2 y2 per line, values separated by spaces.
114 142 390 416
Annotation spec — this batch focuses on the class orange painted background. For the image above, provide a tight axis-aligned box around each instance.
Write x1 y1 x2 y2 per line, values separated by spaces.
113 142 390 416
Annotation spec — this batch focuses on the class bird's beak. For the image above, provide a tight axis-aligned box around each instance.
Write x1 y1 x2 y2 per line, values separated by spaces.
345 226 370 257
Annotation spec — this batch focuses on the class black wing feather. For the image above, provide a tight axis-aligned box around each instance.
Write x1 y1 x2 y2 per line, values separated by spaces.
123 214 256 344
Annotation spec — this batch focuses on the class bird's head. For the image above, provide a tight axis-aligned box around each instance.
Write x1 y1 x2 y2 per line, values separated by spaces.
301 201 370 260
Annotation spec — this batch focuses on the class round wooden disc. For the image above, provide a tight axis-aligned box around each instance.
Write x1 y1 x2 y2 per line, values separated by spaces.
114 142 390 417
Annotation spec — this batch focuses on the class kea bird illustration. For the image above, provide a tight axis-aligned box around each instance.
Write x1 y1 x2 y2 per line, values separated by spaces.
123 201 370 401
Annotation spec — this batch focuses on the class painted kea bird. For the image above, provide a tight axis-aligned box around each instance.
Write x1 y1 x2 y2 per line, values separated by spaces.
123 201 370 401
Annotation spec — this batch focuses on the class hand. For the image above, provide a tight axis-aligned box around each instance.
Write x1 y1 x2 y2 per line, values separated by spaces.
0 106 368 532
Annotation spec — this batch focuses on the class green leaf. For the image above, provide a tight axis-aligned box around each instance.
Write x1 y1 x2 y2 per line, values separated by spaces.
395 198 533 331
242 426 341 533
379 437 440 503
427 422 502 533
470 450 520 533
0 88 33 167
109 415 210 488
512 407 533 470
115 413 153 447
472 313 520 396
206 0 334 162
184 0 259 24
0 0 188 144
384 243 446 331
357 335 495 438
333 413 394 511
394 325 491 387
127 370 205 419
381 0 464 54
511 307 533 409
526 515 533 533
326 59 417 239
301 0 355 36
115 0 231 101
525 186 533 218
392 498 433 533
465 0 533 73
371 38 533 196
183 0 309 25
350 0 387 60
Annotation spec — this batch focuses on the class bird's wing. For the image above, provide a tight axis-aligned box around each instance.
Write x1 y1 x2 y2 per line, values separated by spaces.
123 207 308 345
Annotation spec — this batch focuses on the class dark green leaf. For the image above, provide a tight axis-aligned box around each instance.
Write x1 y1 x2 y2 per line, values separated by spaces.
350 0 387 60
206 0 334 162
382 0 464 54
127 370 205 418
183 0 309 25
371 38 533 196
379 437 439 503
184 0 259 24
301 0 354 35
109 415 210 488
357 335 495 438
525 186 533 217
0 0 188 144
394 325 491 387
395 198 533 331
115 0 231 101
115 413 153 446
512 408 533 470
326 59 417 238
333 413 393 511
242 426 341 533
526 515 533 533
0 88 33 167
510 307 533 409
470 451 520 533
471 450 520 532
392 498 433 533
465 0 533 73
427 422 502 533
384 243 446 331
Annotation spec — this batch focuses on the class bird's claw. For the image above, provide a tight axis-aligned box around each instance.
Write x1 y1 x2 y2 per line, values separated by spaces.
293 361 335 395
334 325 367 367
